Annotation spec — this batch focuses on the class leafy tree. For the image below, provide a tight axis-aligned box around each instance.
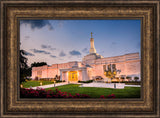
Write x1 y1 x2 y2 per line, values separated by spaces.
104 70 116 79
126 76 131 81
20 50 47 83
31 62 47 67
20 50 29 83
20 50 28 69
134 76 139 81
120 76 125 81
104 64 117 79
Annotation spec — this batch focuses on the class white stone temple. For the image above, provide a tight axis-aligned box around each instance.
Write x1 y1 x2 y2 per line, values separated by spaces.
32 33 141 82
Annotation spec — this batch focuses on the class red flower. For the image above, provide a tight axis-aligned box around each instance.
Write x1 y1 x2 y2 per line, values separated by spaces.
46 95 52 98
20 88 91 98
107 94 116 98
100 95 105 98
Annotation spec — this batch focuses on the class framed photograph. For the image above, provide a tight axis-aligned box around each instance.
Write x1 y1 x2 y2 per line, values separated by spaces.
20 19 141 99
0 0 159 117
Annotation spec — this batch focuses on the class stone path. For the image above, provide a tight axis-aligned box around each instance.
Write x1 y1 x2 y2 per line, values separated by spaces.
81 83 141 88
29 82 68 90
124 85 141 87
28 82 141 90
81 83 125 89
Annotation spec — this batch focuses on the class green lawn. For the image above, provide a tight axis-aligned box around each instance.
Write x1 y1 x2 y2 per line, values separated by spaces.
22 81 54 88
46 84 140 98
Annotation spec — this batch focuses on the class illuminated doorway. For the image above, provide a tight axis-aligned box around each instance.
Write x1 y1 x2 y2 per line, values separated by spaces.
68 71 78 82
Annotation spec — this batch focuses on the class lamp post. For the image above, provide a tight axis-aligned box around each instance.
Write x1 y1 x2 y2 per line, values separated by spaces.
116 69 121 83
20 84 23 88
54 81 56 87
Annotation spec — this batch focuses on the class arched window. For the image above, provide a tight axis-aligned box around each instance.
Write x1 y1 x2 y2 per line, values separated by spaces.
112 64 116 71
108 64 111 71
103 65 106 71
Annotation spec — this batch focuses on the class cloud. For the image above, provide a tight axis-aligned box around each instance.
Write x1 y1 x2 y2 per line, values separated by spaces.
59 59 64 60
59 51 66 57
111 42 117 45
20 20 54 30
69 50 81 56
82 48 89 54
24 36 30 40
41 44 56 50
50 55 57 58
58 21 64 28
24 51 35 56
30 49 51 54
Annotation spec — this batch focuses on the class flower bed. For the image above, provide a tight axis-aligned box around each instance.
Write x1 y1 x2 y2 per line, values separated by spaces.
20 88 115 98
100 94 116 98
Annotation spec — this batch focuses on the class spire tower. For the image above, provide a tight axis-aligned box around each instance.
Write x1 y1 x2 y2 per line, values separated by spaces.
89 32 96 54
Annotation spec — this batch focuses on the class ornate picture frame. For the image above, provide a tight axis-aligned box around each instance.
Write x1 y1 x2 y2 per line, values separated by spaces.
0 0 159 117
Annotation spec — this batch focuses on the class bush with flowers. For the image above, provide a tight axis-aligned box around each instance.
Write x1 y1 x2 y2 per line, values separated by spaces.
100 94 116 98
20 87 115 98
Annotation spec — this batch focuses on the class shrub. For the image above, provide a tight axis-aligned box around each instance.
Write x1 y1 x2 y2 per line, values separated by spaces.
34 76 38 81
124 81 141 85
25 78 32 82
40 78 54 81
78 80 93 83
56 80 62 83
20 88 90 98
111 81 119 83
134 76 139 81
100 94 116 99
20 88 115 98
126 76 131 79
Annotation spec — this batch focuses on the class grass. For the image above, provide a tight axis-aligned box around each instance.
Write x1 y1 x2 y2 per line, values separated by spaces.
22 81 54 88
45 84 140 98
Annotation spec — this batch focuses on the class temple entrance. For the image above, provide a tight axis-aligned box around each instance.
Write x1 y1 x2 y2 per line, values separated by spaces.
68 71 78 82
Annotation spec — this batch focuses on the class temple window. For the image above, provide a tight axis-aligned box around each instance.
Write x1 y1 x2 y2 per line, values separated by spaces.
108 64 111 71
112 64 116 71
103 65 106 71
37 71 42 78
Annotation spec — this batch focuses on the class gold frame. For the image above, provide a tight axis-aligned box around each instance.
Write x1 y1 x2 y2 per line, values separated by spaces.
0 0 159 117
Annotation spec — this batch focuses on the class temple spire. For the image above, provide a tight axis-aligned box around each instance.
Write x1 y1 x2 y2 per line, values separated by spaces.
89 32 96 54
91 32 93 38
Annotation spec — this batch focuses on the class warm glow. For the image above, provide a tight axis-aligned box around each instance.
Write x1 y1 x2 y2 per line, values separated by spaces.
40 82 42 86
20 84 23 88
77 71 79 76
68 71 78 82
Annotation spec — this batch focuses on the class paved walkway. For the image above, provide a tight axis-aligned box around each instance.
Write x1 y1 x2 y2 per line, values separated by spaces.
81 83 125 89
124 85 141 87
81 83 140 88
28 82 141 90
30 82 68 90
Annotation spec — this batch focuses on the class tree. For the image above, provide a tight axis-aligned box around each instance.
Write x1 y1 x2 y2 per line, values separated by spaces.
104 70 116 79
126 76 131 81
20 50 29 83
120 76 125 82
134 76 139 81
31 62 47 67
104 64 117 79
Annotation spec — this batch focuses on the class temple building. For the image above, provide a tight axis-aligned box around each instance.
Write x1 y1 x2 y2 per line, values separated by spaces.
32 33 141 82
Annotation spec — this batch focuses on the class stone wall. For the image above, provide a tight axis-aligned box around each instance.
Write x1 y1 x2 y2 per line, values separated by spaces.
32 62 76 79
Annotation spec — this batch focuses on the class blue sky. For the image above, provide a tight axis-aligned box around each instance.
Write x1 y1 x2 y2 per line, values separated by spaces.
20 20 141 66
